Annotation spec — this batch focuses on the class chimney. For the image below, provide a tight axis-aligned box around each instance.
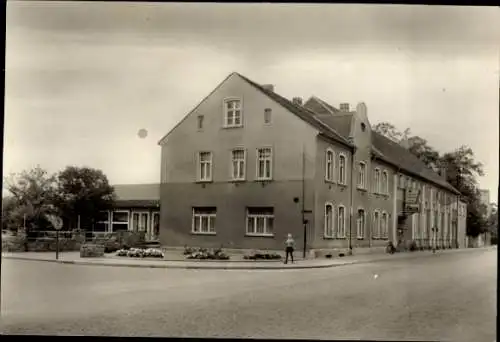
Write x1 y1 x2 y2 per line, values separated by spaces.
262 84 274 92
292 97 303 106
340 103 350 112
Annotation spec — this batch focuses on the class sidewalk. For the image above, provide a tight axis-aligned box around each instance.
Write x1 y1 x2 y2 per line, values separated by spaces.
1 246 495 270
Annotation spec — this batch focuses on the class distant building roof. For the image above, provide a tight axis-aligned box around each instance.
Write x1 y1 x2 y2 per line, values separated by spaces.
112 183 160 208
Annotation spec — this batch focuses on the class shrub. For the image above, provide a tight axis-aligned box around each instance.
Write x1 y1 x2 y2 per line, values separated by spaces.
80 244 105 258
185 247 230 260
115 247 164 258
243 251 282 260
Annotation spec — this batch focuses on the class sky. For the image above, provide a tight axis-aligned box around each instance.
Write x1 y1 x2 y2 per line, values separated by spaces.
4 2 500 202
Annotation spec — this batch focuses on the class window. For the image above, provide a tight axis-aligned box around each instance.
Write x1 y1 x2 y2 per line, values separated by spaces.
192 207 216 234
338 154 346 184
198 151 213 182
246 207 274 236
197 115 204 129
358 162 366 189
398 174 405 188
111 211 129 232
337 205 346 238
231 149 246 180
381 212 388 239
382 171 389 194
224 99 242 127
256 147 272 180
324 203 334 238
374 168 381 193
357 209 365 239
372 210 380 239
326 149 335 181
264 108 272 124
95 210 110 232
361 122 366 131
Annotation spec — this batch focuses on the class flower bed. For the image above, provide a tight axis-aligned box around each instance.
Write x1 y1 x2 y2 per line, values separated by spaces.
183 246 230 260
116 248 164 258
243 251 282 260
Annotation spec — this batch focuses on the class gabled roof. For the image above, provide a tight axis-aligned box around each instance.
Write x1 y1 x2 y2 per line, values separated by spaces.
305 97 460 194
304 96 354 138
235 73 354 150
311 96 341 114
158 72 354 150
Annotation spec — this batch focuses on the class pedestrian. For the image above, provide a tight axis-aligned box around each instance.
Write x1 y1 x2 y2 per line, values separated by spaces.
284 233 295 264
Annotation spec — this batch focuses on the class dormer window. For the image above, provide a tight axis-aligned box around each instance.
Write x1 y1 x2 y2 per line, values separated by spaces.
224 98 242 128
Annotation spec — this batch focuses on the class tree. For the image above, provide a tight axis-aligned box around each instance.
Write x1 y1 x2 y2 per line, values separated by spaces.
440 146 486 237
407 136 441 172
54 166 116 231
372 122 411 143
373 122 440 171
3 166 59 233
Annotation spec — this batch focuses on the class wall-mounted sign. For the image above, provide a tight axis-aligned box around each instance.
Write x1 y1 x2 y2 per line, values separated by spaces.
404 189 421 214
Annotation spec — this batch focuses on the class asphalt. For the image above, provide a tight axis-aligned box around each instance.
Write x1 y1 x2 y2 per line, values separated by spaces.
1 247 496 341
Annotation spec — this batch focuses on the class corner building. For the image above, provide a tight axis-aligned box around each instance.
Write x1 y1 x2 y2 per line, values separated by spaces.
158 72 467 254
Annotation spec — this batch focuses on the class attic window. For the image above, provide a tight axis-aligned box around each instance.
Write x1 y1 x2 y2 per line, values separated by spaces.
264 108 272 124
197 115 204 129
361 122 366 132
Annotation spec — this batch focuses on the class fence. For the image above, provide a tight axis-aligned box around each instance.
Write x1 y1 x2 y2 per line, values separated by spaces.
2 229 147 252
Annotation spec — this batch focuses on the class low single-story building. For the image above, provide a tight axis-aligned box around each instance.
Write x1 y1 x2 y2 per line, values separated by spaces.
95 183 160 242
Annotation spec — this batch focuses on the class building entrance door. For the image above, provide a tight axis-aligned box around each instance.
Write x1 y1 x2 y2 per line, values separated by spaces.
132 212 149 237
150 212 160 241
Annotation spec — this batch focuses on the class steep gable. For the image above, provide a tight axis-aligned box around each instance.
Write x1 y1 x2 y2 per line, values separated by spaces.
158 72 355 150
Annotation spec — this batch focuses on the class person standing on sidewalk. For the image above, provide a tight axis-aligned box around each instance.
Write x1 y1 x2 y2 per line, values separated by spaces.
284 233 295 264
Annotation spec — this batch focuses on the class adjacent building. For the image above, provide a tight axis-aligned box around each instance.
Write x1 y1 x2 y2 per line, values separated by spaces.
158 72 467 254
96 183 160 242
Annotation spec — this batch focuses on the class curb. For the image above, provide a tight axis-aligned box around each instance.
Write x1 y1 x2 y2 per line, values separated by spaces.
2 247 493 270
2 256 354 270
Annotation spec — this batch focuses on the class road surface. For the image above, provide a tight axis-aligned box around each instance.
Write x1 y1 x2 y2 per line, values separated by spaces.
1 248 496 341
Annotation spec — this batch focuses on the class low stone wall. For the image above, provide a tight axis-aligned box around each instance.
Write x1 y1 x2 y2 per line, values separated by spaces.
80 244 105 258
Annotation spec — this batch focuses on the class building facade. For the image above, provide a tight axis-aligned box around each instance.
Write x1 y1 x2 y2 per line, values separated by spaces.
158 72 467 253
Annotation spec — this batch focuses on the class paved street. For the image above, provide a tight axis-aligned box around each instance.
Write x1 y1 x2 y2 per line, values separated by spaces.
1 248 496 341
